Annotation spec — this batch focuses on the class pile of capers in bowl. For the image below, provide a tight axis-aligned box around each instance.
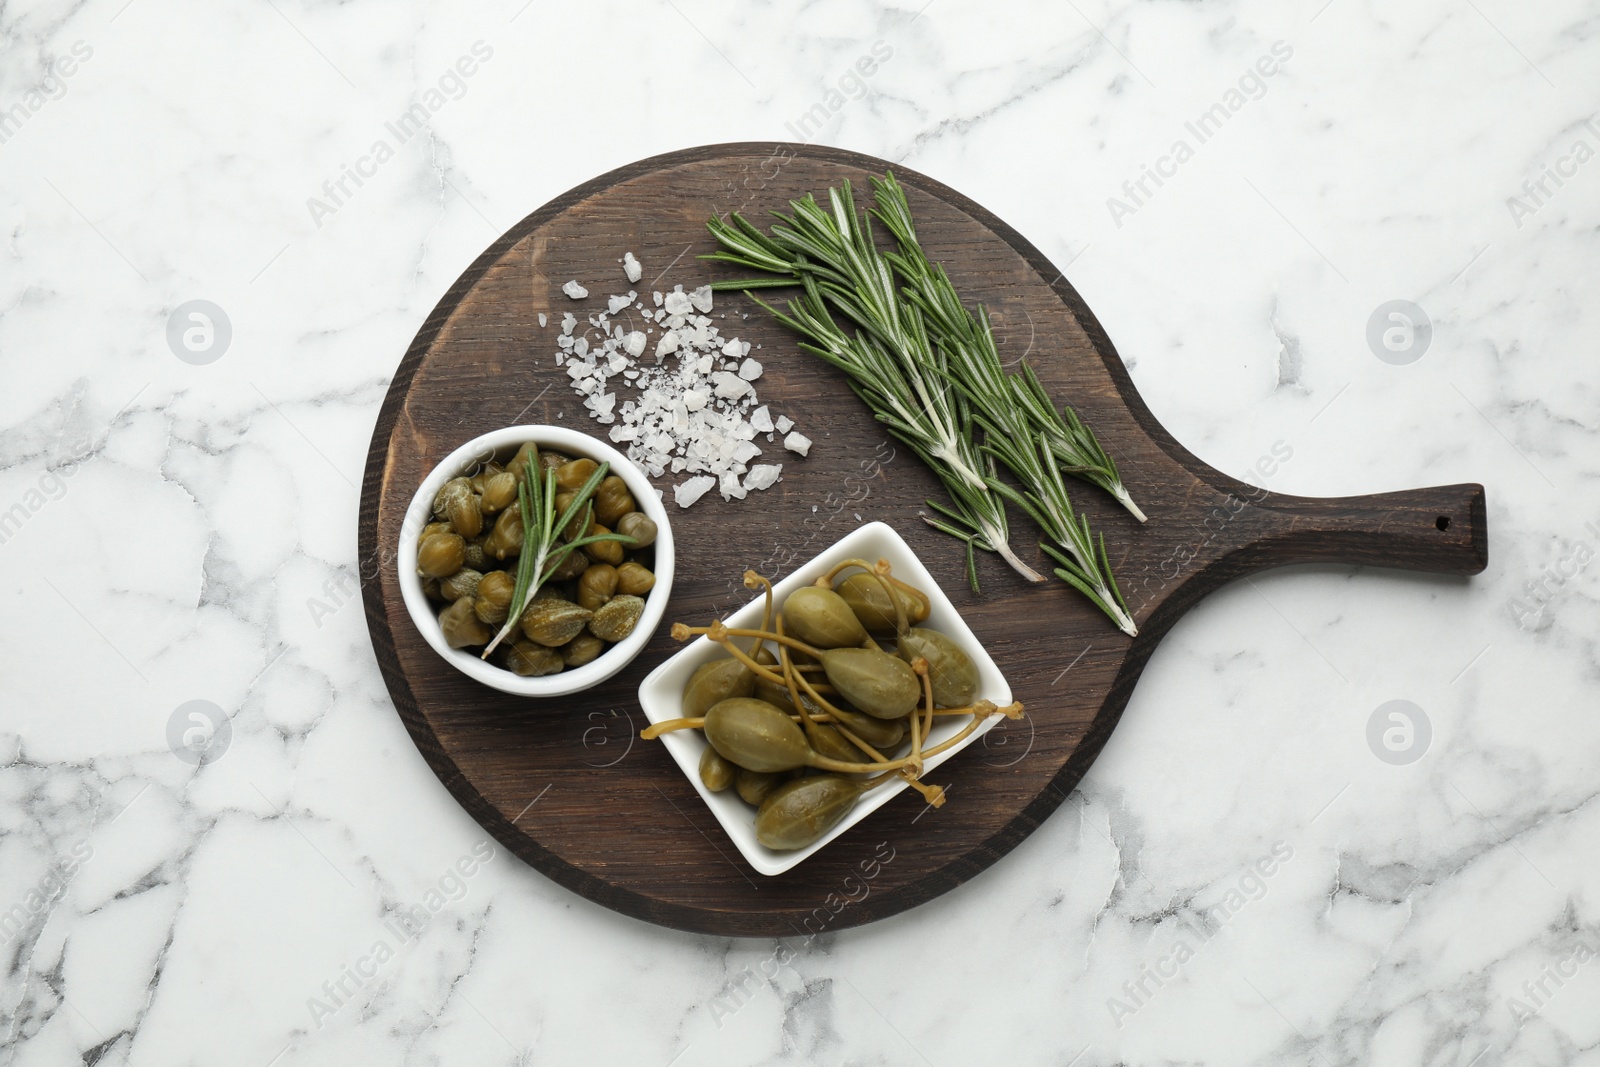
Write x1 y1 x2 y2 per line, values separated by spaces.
415 440 660 677
642 558 1023 851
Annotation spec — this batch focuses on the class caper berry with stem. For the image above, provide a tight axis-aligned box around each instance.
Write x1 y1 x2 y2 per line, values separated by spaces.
821 647 921 719
755 775 873 850
783 585 867 649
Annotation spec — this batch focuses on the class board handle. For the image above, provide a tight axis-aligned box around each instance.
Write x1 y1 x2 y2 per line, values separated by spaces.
1246 482 1488 575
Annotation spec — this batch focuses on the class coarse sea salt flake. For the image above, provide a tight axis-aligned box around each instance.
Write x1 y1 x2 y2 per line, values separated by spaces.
624 331 646 357
775 415 794 433
738 358 763 381
744 464 782 491
538 313 547 327
624 252 643 283
608 294 631 315
674 475 716 508
784 432 812 457
750 406 773 432
718 470 747 500
690 286 714 313
721 338 742 357
562 280 588 299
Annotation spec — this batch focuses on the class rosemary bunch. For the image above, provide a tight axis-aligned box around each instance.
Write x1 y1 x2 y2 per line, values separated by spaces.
482 453 633 657
752 271 1044 589
705 182 1142 632
868 173 1145 523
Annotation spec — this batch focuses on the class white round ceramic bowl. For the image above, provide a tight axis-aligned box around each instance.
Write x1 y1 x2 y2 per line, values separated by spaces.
397 425 674 697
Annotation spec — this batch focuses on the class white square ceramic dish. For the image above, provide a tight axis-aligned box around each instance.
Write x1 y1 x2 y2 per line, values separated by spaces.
636 521 1013 876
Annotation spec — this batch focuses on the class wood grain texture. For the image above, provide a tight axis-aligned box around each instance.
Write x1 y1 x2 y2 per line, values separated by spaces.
358 144 1488 937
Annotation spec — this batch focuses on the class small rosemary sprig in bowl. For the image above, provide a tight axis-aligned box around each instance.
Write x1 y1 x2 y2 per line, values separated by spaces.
482 448 636 657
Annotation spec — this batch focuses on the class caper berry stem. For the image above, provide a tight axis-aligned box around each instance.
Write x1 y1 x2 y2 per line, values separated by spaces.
641 717 705 739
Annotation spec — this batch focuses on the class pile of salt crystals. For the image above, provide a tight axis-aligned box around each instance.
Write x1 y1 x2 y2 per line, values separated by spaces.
551 257 812 509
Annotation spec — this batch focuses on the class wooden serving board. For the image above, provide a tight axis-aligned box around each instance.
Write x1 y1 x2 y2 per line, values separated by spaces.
359 144 1487 937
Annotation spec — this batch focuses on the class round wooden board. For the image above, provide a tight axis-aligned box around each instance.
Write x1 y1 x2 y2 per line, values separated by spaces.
359 144 1486 937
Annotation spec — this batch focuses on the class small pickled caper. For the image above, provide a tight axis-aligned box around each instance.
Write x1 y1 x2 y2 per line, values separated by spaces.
422 576 442 601
504 442 539 479
588 594 643 642
577 563 618 611
783 586 868 649
417 532 466 578
548 548 590 581
439 567 483 602
614 561 655 597
468 461 502 494
755 776 862 851
438 477 482 538
521 597 592 647
462 540 489 572
615 511 657 549
479 471 518 515
483 506 524 560
583 524 625 566
420 520 453 541
822 647 920 719
682 658 755 718
560 633 605 668
700 747 736 792
504 640 564 676
554 491 590 541
592 476 636 527
554 457 599 491
472 570 514 624
735 767 785 806
898 627 978 707
438 596 491 649
536 449 571 474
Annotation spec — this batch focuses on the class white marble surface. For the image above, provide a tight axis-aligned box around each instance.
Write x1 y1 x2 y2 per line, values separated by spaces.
2 0 1598 1063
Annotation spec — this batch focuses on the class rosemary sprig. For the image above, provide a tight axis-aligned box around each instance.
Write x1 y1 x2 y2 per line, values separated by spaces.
710 188 1046 588
868 172 1145 523
482 452 634 657
752 275 1043 588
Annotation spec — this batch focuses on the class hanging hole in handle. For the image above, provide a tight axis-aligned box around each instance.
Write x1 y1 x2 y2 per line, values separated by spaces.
1435 515 1451 531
